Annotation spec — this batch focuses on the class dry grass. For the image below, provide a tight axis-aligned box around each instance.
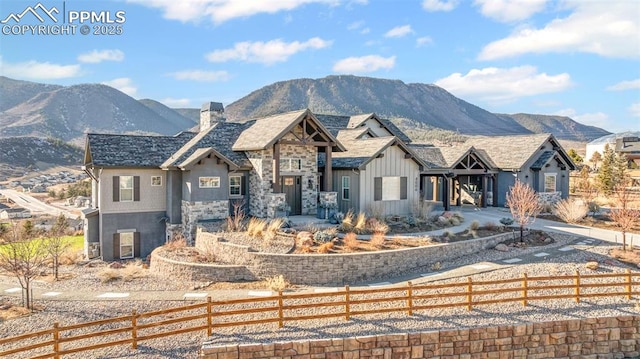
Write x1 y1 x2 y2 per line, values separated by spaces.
121 261 148 281
340 210 355 231
554 198 588 224
369 218 389 235
265 274 289 292
354 212 367 233
247 218 268 238
610 248 640 266
370 233 386 249
263 218 285 241
59 249 84 265
0 303 31 321
164 236 187 251
97 268 121 283
342 232 359 252
317 242 334 254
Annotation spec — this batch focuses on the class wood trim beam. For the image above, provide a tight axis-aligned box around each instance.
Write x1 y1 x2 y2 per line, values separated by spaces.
278 139 334 147
324 145 332 191
273 143 281 193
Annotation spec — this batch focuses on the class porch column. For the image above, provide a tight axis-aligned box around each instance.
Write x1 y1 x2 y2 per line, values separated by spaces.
272 143 281 192
432 177 438 201
481 175 488 208
324 145 332 191
442 176 450 211
455 177 461 207
492 174 498 207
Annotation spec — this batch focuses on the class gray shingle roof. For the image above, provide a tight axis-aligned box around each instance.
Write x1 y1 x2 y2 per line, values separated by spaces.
462 133 554 169
407 144 447 168
530 150 555 170
86 133 194 167
314 114 349 137
163 122 253 169
233 109 308 151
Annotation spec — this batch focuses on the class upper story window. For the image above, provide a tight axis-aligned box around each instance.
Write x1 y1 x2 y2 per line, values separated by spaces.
151 176 162 186
544 173 557 192
280 158 301 172
120 176 134 202
199 176 220 188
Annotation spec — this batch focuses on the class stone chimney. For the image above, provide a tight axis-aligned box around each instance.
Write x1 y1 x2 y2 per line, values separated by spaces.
200 101 225 131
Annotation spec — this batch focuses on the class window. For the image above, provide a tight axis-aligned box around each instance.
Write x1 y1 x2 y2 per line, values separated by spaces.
119 232 134 259
280 158 301 172
120 176 134 202
229 175 241 196
544 173 557 192
342 176 350 200
151 176 162 186
374 176 408 201
199 176 220 188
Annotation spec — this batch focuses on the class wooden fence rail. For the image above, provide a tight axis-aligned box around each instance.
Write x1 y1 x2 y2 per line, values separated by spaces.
1 270 638 358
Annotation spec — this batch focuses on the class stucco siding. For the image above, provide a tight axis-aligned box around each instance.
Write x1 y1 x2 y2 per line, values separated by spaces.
363 118 393 137
99 211 166 261
359 145 420 216
100 168 167 214
183 157 231 202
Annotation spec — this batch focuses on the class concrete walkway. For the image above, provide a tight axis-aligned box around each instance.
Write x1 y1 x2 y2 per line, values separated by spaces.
1 207 634 302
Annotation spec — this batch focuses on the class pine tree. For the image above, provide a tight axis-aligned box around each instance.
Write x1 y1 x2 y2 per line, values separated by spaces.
596 144 615 195
567 148 583 164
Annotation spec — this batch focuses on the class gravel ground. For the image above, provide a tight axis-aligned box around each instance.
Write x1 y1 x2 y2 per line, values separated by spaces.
0 236 638 358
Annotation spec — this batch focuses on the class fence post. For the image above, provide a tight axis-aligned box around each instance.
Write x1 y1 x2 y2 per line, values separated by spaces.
52 322 60 359
574 271 580 303
407 281 413 316
466 277 473 311
131 310 138 350
207 296 213 336
626 269 632 300
345 285 351 321
521 273 528 307
277 291 284 328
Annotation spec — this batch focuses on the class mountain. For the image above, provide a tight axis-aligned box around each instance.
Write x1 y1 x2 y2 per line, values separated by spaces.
497 113 609 142
139 99 197 130
0 137 83 179
224 75 609 141
0 78 195 143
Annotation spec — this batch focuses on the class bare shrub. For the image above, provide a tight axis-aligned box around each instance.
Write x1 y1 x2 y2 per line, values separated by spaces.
354 212 367 233
226 201 246 232
59 249 83 265
610 182 640 251
343 232 359 251
370 233 386 249
411 200 434 220
506 180 543 242
317 242 334 254
121 261 147 281
164 233 187 251
265 274 289 292
97 268 121 283
469 220 480 231
554 198 588 224
484 221 498 231
247 218 267 238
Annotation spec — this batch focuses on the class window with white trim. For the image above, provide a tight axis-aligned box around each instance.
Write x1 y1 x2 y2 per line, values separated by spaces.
151 176 162 186
374 176 408 201
120 232 134 259
341 176 350 200
544 173 557 192
229 175 241 196
199 176 220 188
279 158 301 172
119 176 134 202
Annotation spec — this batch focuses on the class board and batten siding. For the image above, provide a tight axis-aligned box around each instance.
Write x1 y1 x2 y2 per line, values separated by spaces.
99 168 167 214
332 170 360 214
359 145 420 216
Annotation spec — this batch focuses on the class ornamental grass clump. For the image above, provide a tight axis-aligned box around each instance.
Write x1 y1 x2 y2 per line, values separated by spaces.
354 212 367 233
342 232 359 251
554 198 588 224
247 218 268 238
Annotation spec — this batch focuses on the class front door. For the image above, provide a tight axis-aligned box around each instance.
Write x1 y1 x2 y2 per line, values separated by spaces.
281 176 302 215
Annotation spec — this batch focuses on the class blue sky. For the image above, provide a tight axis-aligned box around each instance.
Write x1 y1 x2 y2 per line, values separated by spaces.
1 0 639 133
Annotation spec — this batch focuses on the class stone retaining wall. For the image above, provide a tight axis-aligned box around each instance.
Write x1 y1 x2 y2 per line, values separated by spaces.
201 315 640 359
149 249 255 282
194 230 516 286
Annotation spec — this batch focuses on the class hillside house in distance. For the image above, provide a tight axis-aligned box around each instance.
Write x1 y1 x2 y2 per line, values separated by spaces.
83 103 576 261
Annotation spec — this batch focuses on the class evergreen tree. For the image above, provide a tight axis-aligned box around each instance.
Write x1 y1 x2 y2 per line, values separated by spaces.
567 148 583 164
596 144 615 195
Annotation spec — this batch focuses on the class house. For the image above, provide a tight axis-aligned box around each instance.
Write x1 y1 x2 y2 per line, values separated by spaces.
0 207 31 219
409 133 576 209
83 103 575 261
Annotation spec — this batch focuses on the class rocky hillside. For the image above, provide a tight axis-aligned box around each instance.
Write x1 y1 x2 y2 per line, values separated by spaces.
0 137 83 179
224 75 609 141
0 77 195 143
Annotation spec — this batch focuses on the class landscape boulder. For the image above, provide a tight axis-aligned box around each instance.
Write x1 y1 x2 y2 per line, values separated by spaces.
494 243 509 252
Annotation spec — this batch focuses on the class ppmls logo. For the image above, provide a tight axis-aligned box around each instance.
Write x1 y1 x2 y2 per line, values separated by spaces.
2 2 126 36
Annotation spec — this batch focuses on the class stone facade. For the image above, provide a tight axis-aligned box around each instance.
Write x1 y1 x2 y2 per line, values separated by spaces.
195 230 515 285
182 200 229 241
266 193 286 219
201 315 640 359
539 191 562 207
246 129 318 218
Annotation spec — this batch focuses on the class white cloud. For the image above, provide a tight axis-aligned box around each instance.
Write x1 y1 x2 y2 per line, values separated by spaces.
384 25 413 38
416 36 433 47
347 20 369 34
333 55 395 73
162 98 192 107
629 103 640 117
128 0 340 24
102 78 138 97
478 2 640 60
0 56 81 80
77 49 124 63
422 0 459 12
434 66 572 103
474 0 547 23
206 37 332 65
168 70 230 82
606 79 640 91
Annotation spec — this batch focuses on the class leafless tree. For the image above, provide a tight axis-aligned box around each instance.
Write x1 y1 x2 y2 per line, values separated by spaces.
609 181 640 251
506 180 543 242
44 213 71 280
0 220 49 309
